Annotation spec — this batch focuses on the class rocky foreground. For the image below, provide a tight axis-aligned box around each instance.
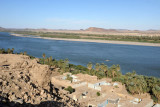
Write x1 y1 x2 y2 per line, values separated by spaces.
0 54 80 107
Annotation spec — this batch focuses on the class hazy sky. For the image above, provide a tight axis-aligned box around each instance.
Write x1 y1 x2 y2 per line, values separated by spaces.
0 0 160 30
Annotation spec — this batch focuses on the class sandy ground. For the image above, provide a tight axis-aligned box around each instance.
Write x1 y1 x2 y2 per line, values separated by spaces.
11 33 160 47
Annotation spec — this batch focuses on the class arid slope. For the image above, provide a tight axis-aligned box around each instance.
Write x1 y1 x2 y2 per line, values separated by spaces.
0 54 80 107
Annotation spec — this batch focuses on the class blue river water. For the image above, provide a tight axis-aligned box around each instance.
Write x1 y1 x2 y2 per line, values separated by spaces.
0 32 160 77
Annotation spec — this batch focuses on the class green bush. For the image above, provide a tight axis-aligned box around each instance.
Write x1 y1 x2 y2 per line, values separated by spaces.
96 92 101 96
65 86 75 94
151 95 158 103
66 74 73 82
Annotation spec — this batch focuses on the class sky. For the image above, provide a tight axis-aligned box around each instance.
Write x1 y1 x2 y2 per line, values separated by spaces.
0 0 160 30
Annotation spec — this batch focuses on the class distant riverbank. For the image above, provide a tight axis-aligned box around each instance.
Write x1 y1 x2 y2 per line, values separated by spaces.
11 33 160 47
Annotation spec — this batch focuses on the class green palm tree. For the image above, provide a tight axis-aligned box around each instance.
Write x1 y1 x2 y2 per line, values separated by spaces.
42 53 46 64
11 48 14 54
95 63 100 72
1 48 5 54
48 56 53 65
7 48 11 54
49 56 52 62
112 69 116 78
99 63 105 72
47 58 50 64
116 64 120 72
103 65 108 77
24 51 27 55
87 62 92 74
110 65 117 78
65 59 69 67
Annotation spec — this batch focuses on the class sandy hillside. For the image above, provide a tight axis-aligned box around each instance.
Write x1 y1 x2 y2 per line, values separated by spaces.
0 54 80 107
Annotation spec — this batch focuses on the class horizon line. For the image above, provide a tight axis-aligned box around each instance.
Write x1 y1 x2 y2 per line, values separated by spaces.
1 26 160 31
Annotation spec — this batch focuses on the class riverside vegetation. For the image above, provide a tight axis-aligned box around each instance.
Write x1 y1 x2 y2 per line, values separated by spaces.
0 48 160 104
9 31 160 43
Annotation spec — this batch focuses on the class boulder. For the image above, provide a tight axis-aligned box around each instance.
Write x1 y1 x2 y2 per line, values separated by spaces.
29 64 51 90
13 99 23 104
21 61 28 68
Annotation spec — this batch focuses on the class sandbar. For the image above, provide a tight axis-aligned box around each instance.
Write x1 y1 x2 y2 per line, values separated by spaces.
11 33 160 47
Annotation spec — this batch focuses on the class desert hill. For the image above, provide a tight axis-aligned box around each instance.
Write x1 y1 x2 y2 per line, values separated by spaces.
0 27 5 30
0 54 80 107
86 27 118 32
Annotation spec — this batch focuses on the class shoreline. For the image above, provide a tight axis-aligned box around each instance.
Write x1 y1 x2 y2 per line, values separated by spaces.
11 33 160 47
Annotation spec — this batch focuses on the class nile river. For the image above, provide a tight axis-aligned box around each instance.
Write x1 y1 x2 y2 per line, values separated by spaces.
0 32 160 77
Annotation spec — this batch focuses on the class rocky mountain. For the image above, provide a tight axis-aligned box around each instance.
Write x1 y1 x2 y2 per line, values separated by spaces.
0 54 80 107
85 27 160 33
86 27 118 32
0 27 5 31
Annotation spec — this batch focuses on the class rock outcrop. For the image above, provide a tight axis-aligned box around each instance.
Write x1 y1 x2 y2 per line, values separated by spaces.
0 54 80 107
86 27 118 32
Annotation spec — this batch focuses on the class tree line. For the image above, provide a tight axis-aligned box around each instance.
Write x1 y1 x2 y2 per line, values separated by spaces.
0 48 14 54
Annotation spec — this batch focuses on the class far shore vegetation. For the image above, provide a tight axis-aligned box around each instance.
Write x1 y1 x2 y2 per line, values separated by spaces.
7 31 160 43
0 48 160 103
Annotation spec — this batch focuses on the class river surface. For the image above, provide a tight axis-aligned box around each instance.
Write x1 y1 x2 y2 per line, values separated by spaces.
0 32 160 77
